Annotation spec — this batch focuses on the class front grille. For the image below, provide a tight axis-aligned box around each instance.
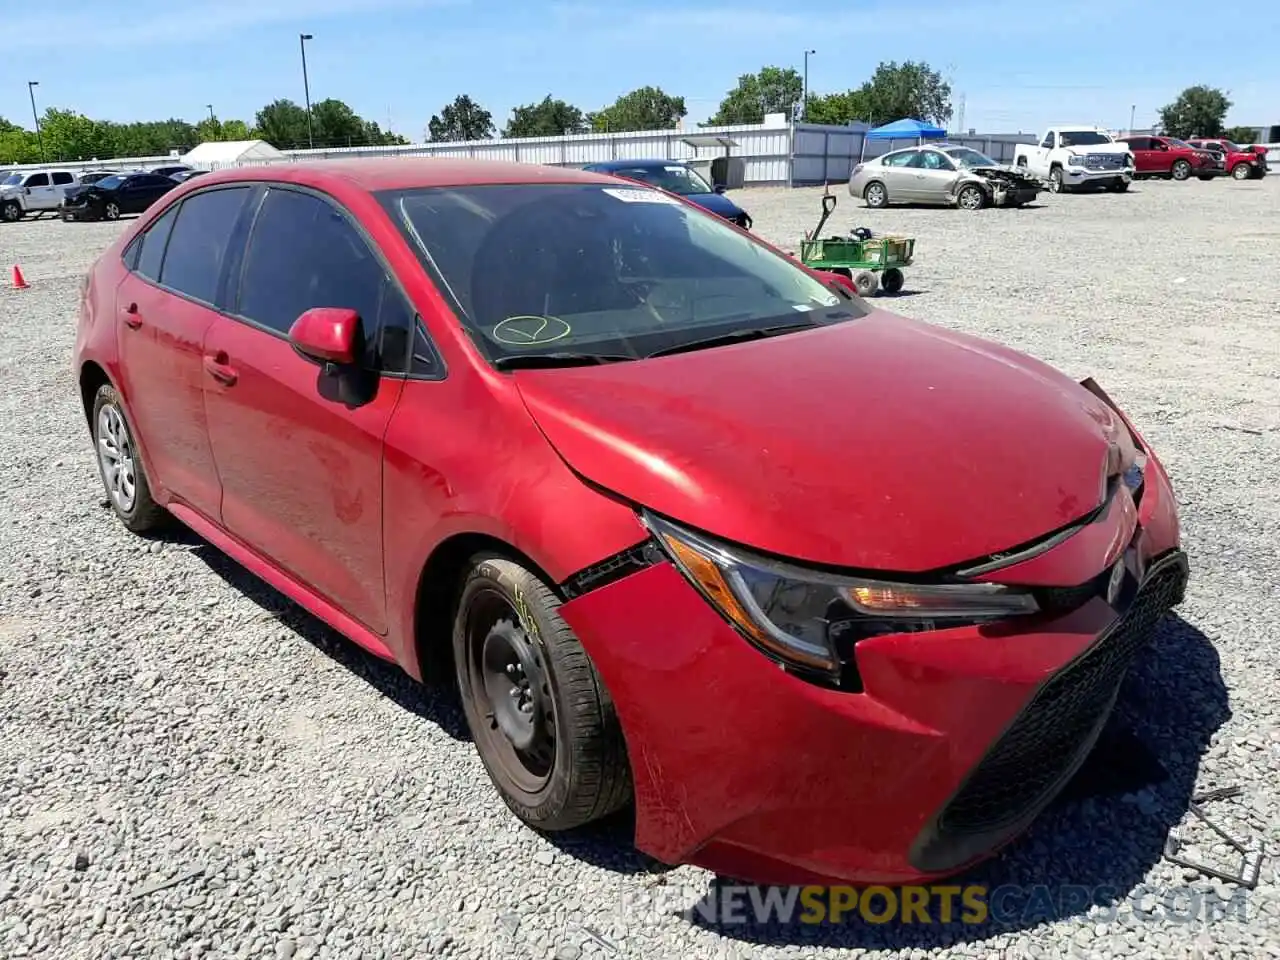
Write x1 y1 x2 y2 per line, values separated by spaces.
1084 153 1126 170
910 549 1189 873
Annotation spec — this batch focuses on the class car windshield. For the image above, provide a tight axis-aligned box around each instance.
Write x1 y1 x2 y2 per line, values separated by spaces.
381 182 865 364
2 173 23 186
604 164 713 196
94 175 124 189
943 147 999 168
1059 131 1113 147
1168 138 1193 149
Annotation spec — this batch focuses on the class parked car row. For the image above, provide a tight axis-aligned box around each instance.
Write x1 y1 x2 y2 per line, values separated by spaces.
0 164 205 223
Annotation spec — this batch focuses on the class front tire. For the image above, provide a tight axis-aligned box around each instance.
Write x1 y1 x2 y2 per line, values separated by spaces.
453 554 631 832
1171 160 1192 181
91 385 168 533
1049 167 1064 193
103 201 121 221
1231 163 1252 180
956 184 986 210
1 201 22 222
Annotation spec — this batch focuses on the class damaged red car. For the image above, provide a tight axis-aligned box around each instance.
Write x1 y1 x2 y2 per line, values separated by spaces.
73 159 1187 885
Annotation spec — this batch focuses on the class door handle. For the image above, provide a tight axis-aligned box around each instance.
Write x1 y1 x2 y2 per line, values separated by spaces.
203 352 238 386
122 302 142 329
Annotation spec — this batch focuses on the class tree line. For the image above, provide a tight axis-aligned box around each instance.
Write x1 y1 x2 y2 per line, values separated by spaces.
0 64 1262 165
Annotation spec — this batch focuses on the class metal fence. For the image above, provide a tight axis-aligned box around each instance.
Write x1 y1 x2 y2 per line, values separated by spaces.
5 116 1278 186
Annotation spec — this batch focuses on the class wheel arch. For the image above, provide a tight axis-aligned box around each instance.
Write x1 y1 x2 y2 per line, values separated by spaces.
412 530 566 686
79 360 112 432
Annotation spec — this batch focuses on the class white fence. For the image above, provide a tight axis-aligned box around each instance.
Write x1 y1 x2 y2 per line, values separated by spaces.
5 116 1278 187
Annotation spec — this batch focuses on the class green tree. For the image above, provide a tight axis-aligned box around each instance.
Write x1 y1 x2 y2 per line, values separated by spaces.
588 86 686 132
805 89 871 126
193 118 255 143
1223 125 1257 145
40 108 116 161
361 121 408 146
0 117 40 163
706 67 802 126
311 98 366 146
502 96 588 138
428 95 495 142
857 61 952 127
1158 86 1231 139
112 119 199 157
255 99 312 148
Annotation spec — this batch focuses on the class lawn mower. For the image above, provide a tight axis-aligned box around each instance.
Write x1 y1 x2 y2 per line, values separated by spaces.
798 187 915 296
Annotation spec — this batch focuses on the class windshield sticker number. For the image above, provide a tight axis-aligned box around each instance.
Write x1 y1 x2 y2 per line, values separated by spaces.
602 188 681 205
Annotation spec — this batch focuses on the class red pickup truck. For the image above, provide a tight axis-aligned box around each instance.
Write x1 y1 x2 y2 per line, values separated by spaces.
1117 135 1222 181
1186 138 1268 180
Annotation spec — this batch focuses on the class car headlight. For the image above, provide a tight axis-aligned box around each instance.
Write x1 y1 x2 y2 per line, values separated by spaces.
1067 154 1085 166
643 512 1040 679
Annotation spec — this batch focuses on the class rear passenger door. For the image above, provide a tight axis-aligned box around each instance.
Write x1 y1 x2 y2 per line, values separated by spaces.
119 175 176 213
1124 138 1156 174
201 185 417 635
50 171 76 207
115 186 255 520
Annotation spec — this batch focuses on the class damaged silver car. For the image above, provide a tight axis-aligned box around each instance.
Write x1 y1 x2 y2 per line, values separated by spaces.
848 144 1047 210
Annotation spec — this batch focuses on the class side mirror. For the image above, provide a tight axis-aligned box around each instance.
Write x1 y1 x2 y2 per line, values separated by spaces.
713 184 727 194
288 307 361 366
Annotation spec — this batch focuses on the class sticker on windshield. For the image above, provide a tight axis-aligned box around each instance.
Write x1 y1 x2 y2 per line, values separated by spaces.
602 187 681 205
663 165 686 172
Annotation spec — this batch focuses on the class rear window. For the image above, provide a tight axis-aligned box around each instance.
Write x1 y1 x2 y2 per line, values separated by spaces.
159 187 252 305
380 182 866 364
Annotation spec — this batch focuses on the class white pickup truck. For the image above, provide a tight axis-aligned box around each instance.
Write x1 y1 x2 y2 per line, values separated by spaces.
1013 127 1135 193
0 168 80 222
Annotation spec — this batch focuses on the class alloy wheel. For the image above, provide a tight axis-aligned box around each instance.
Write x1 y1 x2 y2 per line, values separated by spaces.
104 202 120 220
96 404 137 513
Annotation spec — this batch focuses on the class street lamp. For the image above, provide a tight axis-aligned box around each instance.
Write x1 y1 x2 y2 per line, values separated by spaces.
1129 104 1136 135
28 81 45 162
299 33 315 149
207 104 215 122
802 50 816 122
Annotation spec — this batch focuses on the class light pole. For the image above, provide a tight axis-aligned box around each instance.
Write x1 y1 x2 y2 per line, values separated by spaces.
207 104 215 122
28 81 45 162
802 49 816 122
1129 104 1136 135
299 33 315 149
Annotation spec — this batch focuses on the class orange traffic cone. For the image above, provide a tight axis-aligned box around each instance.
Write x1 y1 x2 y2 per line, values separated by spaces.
10 265 28 290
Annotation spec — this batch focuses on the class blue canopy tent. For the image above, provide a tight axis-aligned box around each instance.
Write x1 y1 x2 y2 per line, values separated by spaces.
860 118 948 159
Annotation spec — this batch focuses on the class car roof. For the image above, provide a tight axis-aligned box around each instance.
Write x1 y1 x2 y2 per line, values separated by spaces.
183 158 622 193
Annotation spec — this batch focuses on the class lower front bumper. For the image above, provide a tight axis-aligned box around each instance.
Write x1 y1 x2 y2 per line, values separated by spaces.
559 465 1182 885
60 206 98 221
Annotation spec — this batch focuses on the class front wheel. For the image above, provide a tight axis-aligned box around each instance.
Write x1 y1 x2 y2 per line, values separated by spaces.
1048 167 1064 193
1231 163 1252 180
956 184 986 210
1171 160 1192 181
453 555 632 832
1108 179 1130 192
1 201 22 222
103 201 121 221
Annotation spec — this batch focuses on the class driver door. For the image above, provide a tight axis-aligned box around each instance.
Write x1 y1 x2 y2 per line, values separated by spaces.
905 150 960 204
877 149 920 201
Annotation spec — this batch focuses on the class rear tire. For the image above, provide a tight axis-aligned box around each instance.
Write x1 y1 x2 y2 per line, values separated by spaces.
91 384 168 534
853 270 879 296
453 554 632 832
863 182 888 208
881 268 905 294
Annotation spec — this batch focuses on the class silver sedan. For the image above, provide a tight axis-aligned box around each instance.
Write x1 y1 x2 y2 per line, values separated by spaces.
848 144 1046 210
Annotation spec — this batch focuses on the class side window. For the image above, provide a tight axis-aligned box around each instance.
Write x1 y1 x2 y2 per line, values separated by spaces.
135 204 180 282
27 173 50 187
1040 133 1054 149
237 187 387 340
882 151 916 167
159 187 252 305
52 172 74 186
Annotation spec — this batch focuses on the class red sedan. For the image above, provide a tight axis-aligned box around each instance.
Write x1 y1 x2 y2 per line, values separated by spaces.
73 159 1187 885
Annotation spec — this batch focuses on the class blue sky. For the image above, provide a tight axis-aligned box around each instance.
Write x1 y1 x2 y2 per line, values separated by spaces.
3 0 1277 140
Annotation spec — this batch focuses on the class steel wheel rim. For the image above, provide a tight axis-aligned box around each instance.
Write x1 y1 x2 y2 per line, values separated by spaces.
959 187 982 209
465 586 556 794
97 404 136 513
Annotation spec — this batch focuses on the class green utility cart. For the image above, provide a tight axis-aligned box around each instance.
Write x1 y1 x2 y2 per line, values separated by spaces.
799 191 914 296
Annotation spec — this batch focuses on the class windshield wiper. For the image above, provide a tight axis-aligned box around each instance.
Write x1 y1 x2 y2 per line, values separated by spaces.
645 321 818 359
492 352 637 371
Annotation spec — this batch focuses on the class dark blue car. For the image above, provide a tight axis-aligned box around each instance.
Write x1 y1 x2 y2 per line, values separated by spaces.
580 159 752 229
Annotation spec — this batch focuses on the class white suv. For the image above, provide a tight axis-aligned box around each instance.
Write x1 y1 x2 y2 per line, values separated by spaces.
0 168 80 222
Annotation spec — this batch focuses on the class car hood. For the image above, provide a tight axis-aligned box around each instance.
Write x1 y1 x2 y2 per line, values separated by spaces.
684 191 744 219
514 311 1133 573
1064 142 1129 155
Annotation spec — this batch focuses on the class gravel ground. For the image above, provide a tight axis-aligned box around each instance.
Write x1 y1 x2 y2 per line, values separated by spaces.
2 175 1279 960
